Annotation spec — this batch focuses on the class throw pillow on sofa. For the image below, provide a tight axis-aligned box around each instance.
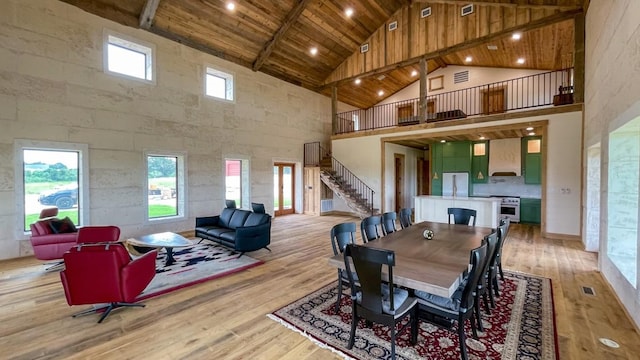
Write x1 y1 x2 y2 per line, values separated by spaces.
49 217 77 234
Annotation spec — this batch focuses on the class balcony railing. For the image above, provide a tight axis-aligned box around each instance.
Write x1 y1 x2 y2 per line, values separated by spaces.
335 68 574 135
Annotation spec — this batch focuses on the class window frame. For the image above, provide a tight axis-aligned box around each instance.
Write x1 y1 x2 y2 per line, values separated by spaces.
224 156 250 209
144 150 187 224
205 66 235 102
14 140 90 238
103 30 156 84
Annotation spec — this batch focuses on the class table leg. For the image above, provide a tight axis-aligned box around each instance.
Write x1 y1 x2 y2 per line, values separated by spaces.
165 247 175 266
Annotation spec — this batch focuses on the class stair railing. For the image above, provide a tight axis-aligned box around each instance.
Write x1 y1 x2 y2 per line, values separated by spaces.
304 142 375 215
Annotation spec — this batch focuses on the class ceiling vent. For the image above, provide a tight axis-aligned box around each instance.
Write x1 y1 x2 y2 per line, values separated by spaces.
454 71 469 84
421 7 432 18
388 21 398 31
461 4 474 16
377 74 386 81
487 45 498 51
360 43 369 53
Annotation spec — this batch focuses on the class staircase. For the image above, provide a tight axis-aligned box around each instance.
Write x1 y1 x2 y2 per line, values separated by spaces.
304 142 377 218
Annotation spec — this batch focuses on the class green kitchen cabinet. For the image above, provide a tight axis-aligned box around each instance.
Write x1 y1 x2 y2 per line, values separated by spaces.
471 141 489 183
431 142 443 195
441 141 471 172
522 136 542 184
520 198 541 224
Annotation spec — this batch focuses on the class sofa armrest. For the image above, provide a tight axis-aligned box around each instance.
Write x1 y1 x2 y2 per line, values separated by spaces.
121 250 158 302
30 232 78 246
196 216 220 227
234 221 271 252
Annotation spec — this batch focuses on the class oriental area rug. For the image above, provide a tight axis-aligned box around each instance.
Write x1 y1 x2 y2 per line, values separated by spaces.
269 271 557 360
134 242 263 301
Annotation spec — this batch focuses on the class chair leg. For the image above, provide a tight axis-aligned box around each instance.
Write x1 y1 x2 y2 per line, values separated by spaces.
483 291 491 314
474 297 484 332
264 246 272 252
335 275 343 314
487 278 496 308
498 262 505 280
44 261 65 272
97 302 145 323
390 327 396 360
493 275 501 297
458 314 469 360
411 306 418 345
348 311 358 349
470 312 479 339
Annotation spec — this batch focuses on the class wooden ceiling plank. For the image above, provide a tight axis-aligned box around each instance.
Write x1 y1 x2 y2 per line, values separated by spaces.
252 0 313 72
413 0 581 11
139 0 161 29
323 8 582 89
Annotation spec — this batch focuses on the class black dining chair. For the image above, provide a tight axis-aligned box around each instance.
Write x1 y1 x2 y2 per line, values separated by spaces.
381 211 397 235
399 208 412 229
360 215 382 243
330 222 358 313
343 244 418 360
489 218 511 300
415 241 488 360
496 217 511 281
448 207 477 226
473 231 498 331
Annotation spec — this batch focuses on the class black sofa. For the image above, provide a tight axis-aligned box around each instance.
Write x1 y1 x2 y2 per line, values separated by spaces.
195 207 271 257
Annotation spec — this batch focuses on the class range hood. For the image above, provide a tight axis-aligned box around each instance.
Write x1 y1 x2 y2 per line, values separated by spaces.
488 138 521 176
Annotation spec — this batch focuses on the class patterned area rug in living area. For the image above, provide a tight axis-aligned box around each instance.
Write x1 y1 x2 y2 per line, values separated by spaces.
269 271 558 360
135 242 263 301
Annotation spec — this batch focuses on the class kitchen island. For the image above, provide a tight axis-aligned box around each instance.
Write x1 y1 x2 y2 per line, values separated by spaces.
414 195 502 228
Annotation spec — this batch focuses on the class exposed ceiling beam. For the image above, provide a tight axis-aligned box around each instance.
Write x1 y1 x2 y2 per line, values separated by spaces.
413 0 582 11
252 0 312 72
433 57 447 68
139 0 161 29
321 8 582 89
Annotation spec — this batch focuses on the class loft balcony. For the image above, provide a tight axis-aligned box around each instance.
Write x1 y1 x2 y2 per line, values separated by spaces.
334 68 576 135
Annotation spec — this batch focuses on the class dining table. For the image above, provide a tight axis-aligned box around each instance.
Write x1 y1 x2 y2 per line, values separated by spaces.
328 221 494 298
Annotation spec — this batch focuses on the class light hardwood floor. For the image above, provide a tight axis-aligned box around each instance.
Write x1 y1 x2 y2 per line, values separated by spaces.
1 214 639 359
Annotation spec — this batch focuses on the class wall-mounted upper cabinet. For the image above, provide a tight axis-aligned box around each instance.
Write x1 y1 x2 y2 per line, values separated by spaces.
471 141 489 183
522 136 542 184
441 141 471 172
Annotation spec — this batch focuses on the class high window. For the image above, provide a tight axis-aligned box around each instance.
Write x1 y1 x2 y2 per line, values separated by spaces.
206 67 234 101
105 32 154 82
15 141 89 234
145 152 186 222
225 158 249 208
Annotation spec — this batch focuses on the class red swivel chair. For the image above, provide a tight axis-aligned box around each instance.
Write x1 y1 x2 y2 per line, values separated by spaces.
76 225 121 244
60 243 157 323
29 207 78 270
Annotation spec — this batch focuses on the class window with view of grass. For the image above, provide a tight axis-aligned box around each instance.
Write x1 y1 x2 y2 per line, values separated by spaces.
146 152 186 221
15 141 89 234
104 31 154 82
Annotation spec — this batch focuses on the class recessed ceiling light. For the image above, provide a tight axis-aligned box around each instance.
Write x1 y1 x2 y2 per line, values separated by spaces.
411 70 418 77
465 56 472 63
345 8 354 17
440 140 446 143
487 45 498 51
226 2 235 11
528 132 535 136
517 58 525 64
526 126 534 131
512 32 522 40
378 90 384 96
309 47 318 56
479 136 485 140
354 78 361 85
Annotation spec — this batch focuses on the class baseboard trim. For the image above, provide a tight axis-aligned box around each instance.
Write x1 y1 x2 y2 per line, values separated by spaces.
321 210 358 217
542 231 581 241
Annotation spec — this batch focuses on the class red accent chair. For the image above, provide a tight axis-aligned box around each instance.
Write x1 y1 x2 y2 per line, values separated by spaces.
76 226 121 244
29 208 78 269
60 243 157 323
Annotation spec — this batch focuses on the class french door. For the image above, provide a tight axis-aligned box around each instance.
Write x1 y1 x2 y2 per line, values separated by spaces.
274 163 295 216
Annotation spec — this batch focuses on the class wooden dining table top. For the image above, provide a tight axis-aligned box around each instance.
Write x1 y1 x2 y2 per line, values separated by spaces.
328 221 494 298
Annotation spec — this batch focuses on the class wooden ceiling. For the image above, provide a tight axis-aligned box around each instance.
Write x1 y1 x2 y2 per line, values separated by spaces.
59 0 584 109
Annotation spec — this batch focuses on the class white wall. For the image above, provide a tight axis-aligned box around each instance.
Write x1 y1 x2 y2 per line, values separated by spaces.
332 111 582 236
585 0 640 329
0 0 332 260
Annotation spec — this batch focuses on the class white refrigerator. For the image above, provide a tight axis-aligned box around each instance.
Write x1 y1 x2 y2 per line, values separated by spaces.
442 172 469 197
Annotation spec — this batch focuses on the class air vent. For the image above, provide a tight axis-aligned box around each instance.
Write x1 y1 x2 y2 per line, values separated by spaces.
581 286 596 296
421 7 432 18
461 4 474 16
360 43 369 53
377 74 386 81
454 71 469 84
388 21 398 31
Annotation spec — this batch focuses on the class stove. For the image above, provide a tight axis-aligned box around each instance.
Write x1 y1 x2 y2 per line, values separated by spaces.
489 195 520 223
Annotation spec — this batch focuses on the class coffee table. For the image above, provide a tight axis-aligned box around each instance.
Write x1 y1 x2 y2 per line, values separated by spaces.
127 232 193 266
